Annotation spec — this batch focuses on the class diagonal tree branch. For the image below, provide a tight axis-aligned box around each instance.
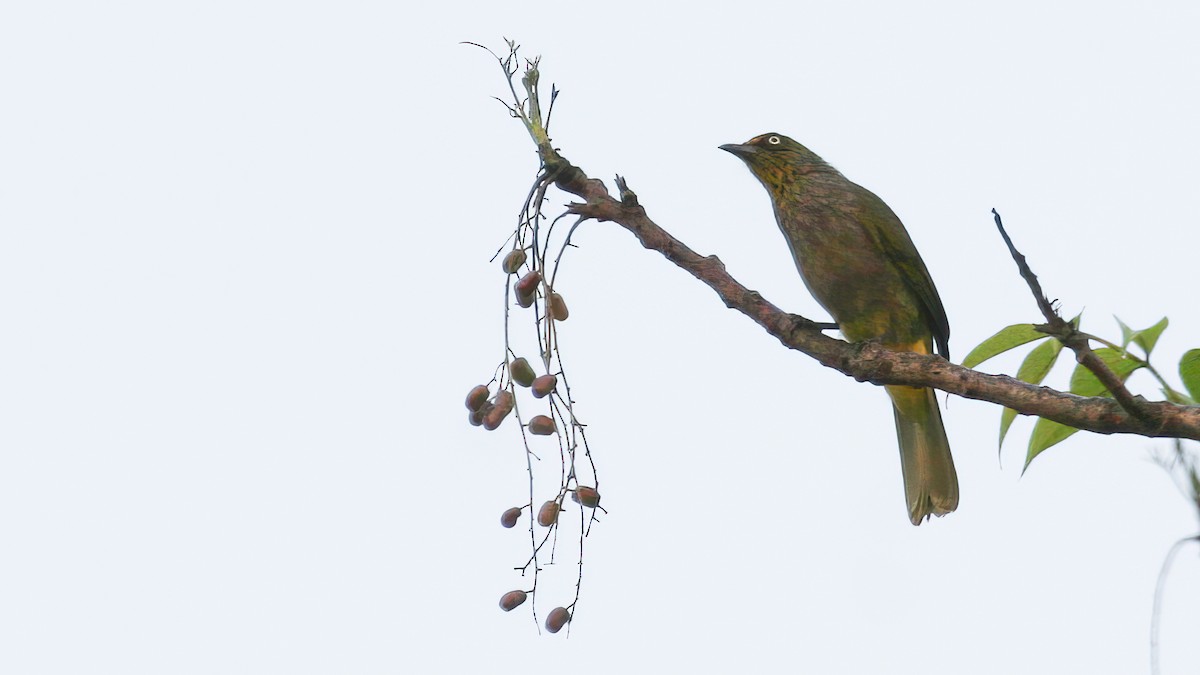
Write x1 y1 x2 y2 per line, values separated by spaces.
497 56 1200 444
543 158 1200 440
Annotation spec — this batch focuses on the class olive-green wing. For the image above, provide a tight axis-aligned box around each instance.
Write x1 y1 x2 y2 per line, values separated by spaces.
851 184 951 359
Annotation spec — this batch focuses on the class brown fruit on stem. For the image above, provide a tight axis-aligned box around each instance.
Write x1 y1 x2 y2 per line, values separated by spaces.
501 249 526 274
515 288 536 308
515 270 542 297
499 590 528 611
572 486 601 508
465 385 489 411
494 391 514 410
536 500 560 527
528 415 556 435
500 507 522 528
531 374 557 399
545 607 571 633
483 391 514 430
509 358 536 387
548 292 569 321
468 409 485 427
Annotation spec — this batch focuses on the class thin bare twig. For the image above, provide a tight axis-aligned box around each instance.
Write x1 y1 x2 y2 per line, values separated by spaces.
991 209 1155 425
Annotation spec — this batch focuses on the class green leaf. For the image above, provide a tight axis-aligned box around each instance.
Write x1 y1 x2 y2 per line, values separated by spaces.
1016 338 1065 386
962 324 1047 369
1162 386 1196 406
1132 317 1169 357
1115 316 1135 350
1115 316 1169 357
1067 348 1145 397
1026 418 1081 470
1000 338 1065 451
998 407 1017 454
1181 349 1200 402
1024 348 1144 472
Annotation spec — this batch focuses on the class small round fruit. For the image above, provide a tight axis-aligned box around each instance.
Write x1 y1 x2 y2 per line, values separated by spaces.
499 590 528 612
537 500 560 527
501 249 526 274
483 392 514 430
500 507 522 528
528 415 556 435
509 358 536 387
531 374 557 399
548 292 569 321
465 385 489 411
545 607 571 633
468 409 485 427
515 270 542 297
515 288 536 308
572 486 600 508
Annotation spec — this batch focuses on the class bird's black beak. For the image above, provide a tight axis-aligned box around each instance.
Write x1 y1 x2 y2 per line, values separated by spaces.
719 143 757 158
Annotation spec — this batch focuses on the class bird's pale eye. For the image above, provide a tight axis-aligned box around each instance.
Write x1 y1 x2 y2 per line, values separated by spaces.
768 136 781 145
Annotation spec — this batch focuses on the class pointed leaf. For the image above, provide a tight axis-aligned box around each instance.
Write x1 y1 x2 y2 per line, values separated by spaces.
1000 338 1065 452
1025 347 1144 471
962 324 1047 369
999 407 1018 453
1026 417 1081 470
1162 386 1196 406
1181 349 1200 402
1016 337 1065 386
1132 317 1169 357
1068 348 1145 397
1115 316 1135 350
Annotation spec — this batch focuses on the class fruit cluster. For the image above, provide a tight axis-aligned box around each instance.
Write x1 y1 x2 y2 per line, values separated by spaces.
466 245 599 635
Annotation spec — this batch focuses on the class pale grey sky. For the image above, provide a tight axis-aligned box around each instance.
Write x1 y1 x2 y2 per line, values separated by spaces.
2 1 1198 673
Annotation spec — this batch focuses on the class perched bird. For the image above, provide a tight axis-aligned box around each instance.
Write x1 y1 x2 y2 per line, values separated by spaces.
721 132 958 525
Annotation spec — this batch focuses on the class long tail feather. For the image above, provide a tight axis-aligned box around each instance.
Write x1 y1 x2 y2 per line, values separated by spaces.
887 385 959 525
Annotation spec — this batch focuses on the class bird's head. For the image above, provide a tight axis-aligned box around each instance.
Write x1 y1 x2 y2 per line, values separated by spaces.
720 133 831 191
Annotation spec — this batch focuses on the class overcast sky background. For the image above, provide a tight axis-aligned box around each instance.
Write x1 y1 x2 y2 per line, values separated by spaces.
2 2 1199 673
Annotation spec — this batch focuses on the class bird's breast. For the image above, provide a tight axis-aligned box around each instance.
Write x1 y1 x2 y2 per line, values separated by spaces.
773 203 924 345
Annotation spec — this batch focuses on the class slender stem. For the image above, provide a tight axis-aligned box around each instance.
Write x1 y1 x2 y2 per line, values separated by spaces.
1150 535 1199 675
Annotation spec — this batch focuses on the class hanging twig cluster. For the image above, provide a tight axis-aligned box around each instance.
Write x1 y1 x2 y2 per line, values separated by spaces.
462 39 606 636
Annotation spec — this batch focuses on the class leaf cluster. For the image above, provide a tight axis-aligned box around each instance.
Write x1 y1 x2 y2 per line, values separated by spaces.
964 316 1200 469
